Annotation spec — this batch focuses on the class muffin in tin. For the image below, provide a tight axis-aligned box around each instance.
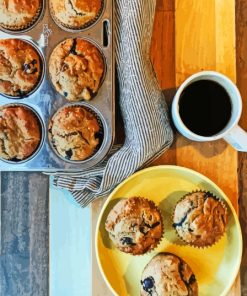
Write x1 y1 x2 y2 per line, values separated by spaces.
49 105 102 161
49 38 104 102
105 197 163 255
0 39 42 97
49 0 103 31
0 105 42 161
173 191 228 247
0 0 42 31
141 253 198 296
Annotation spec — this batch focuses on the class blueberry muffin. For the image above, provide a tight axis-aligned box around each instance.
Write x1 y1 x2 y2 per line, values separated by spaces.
141 253 198 296
0 105 41 161
0 39 42 97
173 191 228 247
105 197 163 255
49 38 104 102
0 0 41 31
49 106 101 161
49 0 103 30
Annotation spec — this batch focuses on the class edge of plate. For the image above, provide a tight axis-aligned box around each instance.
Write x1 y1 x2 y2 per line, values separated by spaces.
95 165 243 296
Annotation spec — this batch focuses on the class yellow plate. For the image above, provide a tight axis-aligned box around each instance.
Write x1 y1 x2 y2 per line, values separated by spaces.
95 165 243 296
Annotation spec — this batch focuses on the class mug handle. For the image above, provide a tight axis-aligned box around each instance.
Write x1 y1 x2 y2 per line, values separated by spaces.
224 125 247 152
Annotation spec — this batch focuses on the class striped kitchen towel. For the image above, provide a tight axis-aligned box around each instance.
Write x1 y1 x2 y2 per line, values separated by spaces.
52 0 174 207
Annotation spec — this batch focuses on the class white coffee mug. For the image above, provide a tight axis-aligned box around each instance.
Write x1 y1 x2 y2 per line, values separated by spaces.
171 71 247 152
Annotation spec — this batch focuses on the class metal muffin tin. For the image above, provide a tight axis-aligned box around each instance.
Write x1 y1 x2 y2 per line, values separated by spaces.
0 0 115 171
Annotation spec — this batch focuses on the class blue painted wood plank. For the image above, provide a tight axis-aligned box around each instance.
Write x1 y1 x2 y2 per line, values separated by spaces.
0 172 49 296
49 177 91 296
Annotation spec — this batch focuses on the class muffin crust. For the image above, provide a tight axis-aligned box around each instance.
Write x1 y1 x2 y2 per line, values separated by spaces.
173 191 227 247
49 38 104 101
0 39 42 97
49 106 100 161
141 253 198 296
0 0 41 29
50 0 103 30
0 106 41 161
105 197 163 255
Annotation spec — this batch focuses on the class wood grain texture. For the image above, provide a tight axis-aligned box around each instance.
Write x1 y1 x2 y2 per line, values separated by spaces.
92 0 241 295
236 0 247 294
0 173 49 296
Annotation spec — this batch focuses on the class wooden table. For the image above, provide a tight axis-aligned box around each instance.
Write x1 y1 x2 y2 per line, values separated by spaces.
92 1 241 295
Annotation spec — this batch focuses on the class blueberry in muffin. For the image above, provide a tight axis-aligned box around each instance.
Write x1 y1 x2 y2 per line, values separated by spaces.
140 253 198 296
105 197 163 255
49 105 101 161
49 38 104 101
0 39 42 97
173 191 228 247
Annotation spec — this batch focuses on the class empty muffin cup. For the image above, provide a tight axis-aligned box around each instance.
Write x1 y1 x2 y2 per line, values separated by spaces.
49 0 105 32
0 104 44 163
0 38 45 99
0 0 44 32
48 103 104 162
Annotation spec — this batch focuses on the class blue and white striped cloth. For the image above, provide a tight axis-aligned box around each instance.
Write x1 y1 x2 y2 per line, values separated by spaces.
53 0 174 207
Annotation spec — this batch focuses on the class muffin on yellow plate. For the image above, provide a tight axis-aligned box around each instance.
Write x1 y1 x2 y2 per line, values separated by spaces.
141 253 198 296
0 0 42 31
0 39 42 97
173 191 228 247
49 38 104 102
105 197 163 255
0 105 42 161
49 0 103 30
49 105 101 161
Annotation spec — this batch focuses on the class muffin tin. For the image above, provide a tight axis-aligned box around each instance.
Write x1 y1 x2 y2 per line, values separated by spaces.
0 0 114 171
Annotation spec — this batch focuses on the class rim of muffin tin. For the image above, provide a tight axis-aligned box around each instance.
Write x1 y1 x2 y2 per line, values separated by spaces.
0 103 45 164
48 37 107 102
0 1 46 34
48 102 108 164
49 0 106 33
0 38 46 100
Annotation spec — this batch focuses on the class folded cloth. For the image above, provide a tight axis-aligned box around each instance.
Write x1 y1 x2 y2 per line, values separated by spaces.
52 0 174 207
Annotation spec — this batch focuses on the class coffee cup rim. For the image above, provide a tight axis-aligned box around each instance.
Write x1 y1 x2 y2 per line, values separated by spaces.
172 71 242 141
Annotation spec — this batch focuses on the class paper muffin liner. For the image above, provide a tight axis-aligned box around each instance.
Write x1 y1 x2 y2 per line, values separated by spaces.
49 0 105 32
141 252 199 295
106 196 165 256
172 190 228 249
48 37 106 102
0 2 43 33
48 103 104 163
0 103 44 164
0 39 45 99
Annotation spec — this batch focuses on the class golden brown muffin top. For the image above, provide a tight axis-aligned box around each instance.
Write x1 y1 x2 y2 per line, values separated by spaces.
49 38 104 101
173 191 228 247
105 197 163 255
0 106 41 160
49 106 100 161
0 38 41 97
50 0 102 29
141 253 198 296
0 0 41 28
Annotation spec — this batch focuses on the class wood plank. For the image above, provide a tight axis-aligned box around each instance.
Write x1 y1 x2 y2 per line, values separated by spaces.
151 11 175 90
156 0 174 11
175 0 238 209
236 0 247 292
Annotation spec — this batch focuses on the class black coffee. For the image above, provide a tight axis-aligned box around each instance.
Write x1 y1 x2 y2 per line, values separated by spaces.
178 80 232 137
